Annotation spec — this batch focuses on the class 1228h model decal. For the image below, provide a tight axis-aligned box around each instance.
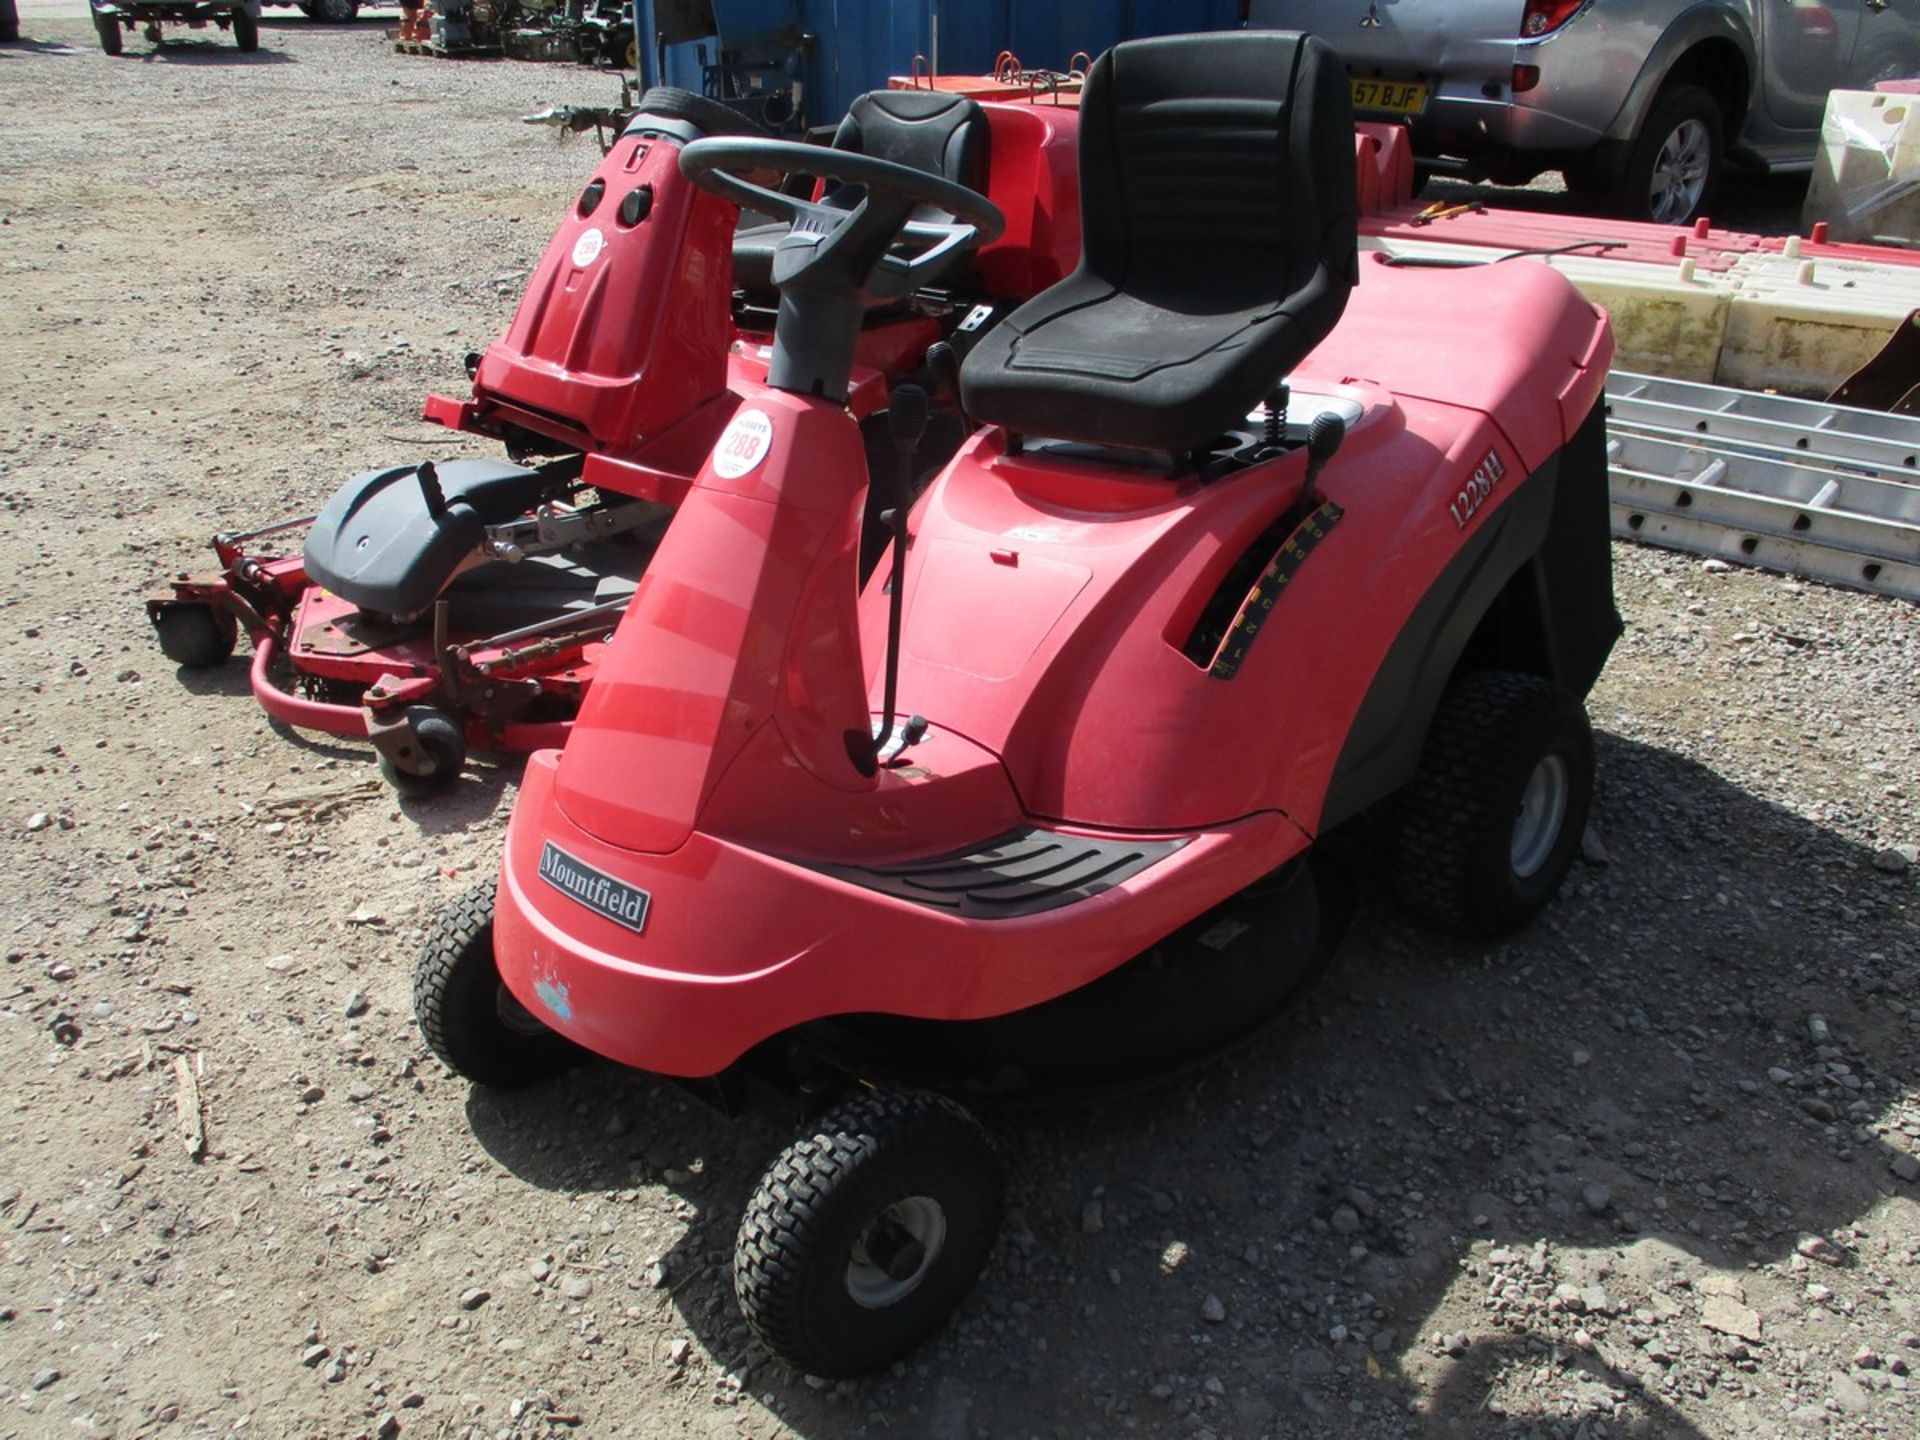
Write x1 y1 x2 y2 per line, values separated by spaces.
1448 449 1507 529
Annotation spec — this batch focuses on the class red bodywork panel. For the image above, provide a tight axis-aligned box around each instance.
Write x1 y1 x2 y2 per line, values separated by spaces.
472 133 738 455
493 250 1612 1076
856 256 1609 838
970 102 1082 298
496 753 1306 1077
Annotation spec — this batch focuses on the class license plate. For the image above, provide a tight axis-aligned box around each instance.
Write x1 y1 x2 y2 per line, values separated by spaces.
1349 78 1430 116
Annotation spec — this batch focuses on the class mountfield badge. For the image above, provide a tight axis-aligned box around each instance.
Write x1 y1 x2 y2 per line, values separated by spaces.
538 843 651 934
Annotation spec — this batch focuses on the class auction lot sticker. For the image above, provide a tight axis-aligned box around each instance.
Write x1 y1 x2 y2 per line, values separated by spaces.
570 227 605 268
713 409 775 479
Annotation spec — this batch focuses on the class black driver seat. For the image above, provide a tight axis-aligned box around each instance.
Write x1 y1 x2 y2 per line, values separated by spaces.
959 33 1357 456
730 89 991 296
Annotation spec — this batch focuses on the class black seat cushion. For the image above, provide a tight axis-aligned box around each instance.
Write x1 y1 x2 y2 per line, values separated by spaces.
959 33 1358 455
730 89 989 295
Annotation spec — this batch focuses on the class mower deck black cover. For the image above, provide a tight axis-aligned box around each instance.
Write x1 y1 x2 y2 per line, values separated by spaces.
303 460 546 619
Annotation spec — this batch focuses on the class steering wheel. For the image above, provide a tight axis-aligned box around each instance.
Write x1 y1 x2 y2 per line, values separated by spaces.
679 137 1006 303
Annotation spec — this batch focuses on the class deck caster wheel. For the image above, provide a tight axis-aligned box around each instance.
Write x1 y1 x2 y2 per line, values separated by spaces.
142 22 160 41
1393 671 1594 938
152 603 238 669
377 705 466 799
413 878 579 1087
734 1087 1003 1378
94 13 123 51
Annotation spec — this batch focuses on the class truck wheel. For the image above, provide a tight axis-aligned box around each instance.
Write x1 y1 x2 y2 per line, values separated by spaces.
735 1087 1003 1378
1393 671 1594 938
95 12 123 52
1618 83 1722 225
413 879 580 1087
153 603 238 668
231 5 257 48
306 0 357 18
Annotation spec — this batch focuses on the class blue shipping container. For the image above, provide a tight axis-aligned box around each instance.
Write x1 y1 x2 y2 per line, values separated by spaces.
659 0 1244 127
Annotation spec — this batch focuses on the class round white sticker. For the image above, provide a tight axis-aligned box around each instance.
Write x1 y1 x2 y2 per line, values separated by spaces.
570 227 605 268
712 409 775 479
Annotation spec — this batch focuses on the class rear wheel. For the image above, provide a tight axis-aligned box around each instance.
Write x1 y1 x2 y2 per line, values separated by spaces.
94 12 123 52
231 5 257 49
413 879 580 1087
1618 84 1723 225
306 0 357 18
1393 671 1594 937
735 1087 1003 1378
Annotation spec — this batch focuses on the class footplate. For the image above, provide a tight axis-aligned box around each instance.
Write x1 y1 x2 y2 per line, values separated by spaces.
816 828 1188 919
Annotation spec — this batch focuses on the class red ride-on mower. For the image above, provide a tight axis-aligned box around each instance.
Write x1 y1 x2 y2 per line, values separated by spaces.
413 31 1620 1376
148 86 1079 795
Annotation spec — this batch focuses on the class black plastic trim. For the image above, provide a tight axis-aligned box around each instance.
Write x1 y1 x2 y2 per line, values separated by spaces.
815 828 1187 919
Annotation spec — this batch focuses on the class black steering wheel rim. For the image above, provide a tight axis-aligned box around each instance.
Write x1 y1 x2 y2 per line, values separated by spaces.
678 137 1006 246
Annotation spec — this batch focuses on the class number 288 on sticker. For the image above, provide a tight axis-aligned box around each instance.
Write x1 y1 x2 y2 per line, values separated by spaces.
1448 449 1506 529
712 409 775 480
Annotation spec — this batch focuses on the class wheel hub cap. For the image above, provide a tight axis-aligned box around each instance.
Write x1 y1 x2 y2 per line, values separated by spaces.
846 1196 946 1309
1649 119 1710 224
1511 754 1570 879
495 984 552 1038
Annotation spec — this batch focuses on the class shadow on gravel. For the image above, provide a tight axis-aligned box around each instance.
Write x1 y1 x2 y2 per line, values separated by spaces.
452 728 1916 1437
0 39 84 55
127 43 297 64
172 660 255 700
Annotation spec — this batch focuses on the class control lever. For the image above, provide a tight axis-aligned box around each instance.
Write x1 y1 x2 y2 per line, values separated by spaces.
1301 413 1345 508
925 340 968 428
877 384 929 765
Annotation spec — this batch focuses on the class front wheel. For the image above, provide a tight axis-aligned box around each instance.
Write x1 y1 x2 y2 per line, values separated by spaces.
94 12 123 52
231 5 257 49
413 879 580 1087
1618 83 1723 225
735 1087 1004 1378
153 603 238 668
1392 671 1595 938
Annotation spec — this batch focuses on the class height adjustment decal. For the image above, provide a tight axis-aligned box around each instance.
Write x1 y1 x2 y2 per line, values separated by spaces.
1207 500 1345 680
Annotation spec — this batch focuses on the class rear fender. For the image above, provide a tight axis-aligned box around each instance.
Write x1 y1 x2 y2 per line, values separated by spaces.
1319 402 1617 831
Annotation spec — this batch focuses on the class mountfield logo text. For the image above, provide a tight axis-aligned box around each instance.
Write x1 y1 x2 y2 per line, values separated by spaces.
538 843 651 934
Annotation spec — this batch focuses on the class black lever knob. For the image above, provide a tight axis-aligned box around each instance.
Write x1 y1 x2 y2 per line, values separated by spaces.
1308 413 1346 466
888 382 930 451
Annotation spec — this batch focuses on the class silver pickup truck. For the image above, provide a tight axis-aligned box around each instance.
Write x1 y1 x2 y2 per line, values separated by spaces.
1247 0 1920 223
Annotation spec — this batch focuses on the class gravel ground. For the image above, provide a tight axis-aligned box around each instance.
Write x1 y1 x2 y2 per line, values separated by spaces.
2 16 1918 1440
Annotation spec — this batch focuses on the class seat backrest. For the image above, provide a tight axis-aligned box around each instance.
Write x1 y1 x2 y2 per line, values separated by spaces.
829 89 989 196
1079 32 1356 315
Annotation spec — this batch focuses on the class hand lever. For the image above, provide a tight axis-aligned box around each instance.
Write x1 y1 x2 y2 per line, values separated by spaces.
877 384 929 763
